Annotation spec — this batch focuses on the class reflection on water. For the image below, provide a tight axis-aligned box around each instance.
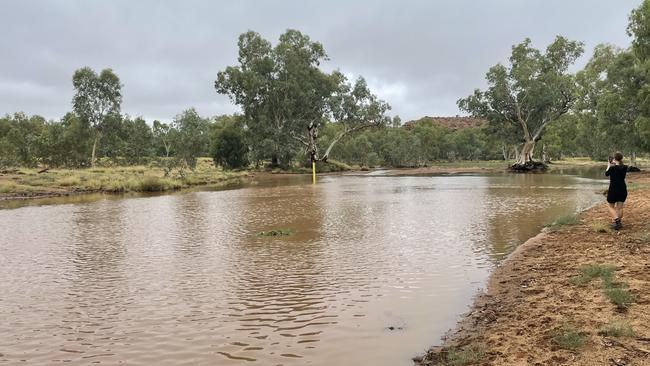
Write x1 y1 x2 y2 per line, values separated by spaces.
0 173 605 365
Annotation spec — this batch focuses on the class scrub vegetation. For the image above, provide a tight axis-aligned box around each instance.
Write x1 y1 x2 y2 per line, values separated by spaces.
0 158 248 197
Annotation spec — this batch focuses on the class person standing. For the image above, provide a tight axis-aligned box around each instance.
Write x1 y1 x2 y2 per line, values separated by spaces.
605 152 628 230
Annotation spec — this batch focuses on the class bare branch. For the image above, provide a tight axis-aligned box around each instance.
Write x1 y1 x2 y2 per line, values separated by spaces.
289 130 309 147
320 121 379 161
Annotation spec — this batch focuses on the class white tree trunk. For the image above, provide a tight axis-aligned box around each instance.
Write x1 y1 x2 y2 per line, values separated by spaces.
515 141 535 166
91 136 99 167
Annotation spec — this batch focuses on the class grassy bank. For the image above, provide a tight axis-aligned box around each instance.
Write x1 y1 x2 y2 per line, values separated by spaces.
0 158 250 199
415 171 650 365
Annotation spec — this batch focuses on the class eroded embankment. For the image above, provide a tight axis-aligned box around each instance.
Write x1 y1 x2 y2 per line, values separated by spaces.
416 172 650 366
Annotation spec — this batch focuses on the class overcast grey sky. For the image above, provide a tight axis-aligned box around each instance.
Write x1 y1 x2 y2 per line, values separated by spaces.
0 0 643 122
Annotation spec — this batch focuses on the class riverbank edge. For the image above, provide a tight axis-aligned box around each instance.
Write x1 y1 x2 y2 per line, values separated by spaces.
0 172 254 201
414 172 650 365
0 159 637 202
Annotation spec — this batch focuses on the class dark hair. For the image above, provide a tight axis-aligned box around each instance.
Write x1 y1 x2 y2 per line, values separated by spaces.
614 152 624 162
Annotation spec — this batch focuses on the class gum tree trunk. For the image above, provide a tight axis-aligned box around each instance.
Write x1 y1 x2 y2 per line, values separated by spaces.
91 135 99 167
515 140 535 166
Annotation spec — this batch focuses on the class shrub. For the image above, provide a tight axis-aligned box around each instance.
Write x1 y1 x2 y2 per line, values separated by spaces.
211 125 249 170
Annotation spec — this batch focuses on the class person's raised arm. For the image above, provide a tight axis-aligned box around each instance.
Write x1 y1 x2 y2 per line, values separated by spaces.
605 158 613 176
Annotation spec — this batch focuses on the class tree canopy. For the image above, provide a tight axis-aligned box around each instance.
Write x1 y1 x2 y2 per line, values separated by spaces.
215 29 390 167
458 36 584 168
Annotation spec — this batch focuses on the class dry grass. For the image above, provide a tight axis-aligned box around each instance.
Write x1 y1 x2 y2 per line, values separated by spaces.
590 222 610 233
0 158 248 197
598 319 635 338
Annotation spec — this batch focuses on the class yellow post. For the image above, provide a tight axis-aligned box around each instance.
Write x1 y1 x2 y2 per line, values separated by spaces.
312 161 316 184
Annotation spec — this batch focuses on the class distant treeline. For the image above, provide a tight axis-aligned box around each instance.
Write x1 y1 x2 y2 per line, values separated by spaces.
3 1 650 170
1 109 641 171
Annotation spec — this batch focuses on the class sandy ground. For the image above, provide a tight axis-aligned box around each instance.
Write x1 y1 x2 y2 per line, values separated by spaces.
416 172 650 366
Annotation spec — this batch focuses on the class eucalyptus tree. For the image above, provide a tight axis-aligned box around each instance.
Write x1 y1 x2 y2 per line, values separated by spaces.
627 0 650 158
458 36 584 169
215 29 389 168
0 113 47 167
569 1 650 165
121 117 154 164
153 120 173 157
72 67 122 166
170 108 210 169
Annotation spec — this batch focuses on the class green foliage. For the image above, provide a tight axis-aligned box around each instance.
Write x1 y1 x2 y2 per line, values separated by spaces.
458 36 584 165
212 125 249 169
599 319 635 338
570 263 616 286
121 117 154 164
550 324 589 350
569 263 635 309
72 67 123 165
443 344 486 366
545 214 580 231
6 17 650 173
72 67 122 129
215 29 390 167
171 108 210 169
138 176 181 192
604 287 635 309
1 160 245 196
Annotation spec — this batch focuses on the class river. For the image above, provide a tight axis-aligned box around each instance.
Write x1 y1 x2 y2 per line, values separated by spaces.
0 171 606 365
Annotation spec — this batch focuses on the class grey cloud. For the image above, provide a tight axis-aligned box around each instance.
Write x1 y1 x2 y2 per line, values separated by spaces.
0 0 642 122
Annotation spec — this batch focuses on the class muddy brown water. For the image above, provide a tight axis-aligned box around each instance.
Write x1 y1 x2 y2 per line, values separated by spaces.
0 172 606 365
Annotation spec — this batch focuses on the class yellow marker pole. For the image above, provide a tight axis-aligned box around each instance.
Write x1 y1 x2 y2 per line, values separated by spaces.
312 161 316 184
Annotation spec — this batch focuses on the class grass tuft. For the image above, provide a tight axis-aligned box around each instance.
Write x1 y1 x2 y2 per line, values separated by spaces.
545 214 580 231
570 264 615 286
57 175 81 187
591 222 610 233
443 344 486 366
0 181 17 193
550 324 589 350
598 320 635 338
627 182 650 191
139 176 171 192
571 263 635 309
604 288 635 309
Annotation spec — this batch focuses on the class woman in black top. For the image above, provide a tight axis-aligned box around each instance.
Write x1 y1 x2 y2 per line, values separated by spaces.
605 152 627 230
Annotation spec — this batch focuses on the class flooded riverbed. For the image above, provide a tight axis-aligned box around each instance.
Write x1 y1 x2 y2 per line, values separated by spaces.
0 173 605 365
